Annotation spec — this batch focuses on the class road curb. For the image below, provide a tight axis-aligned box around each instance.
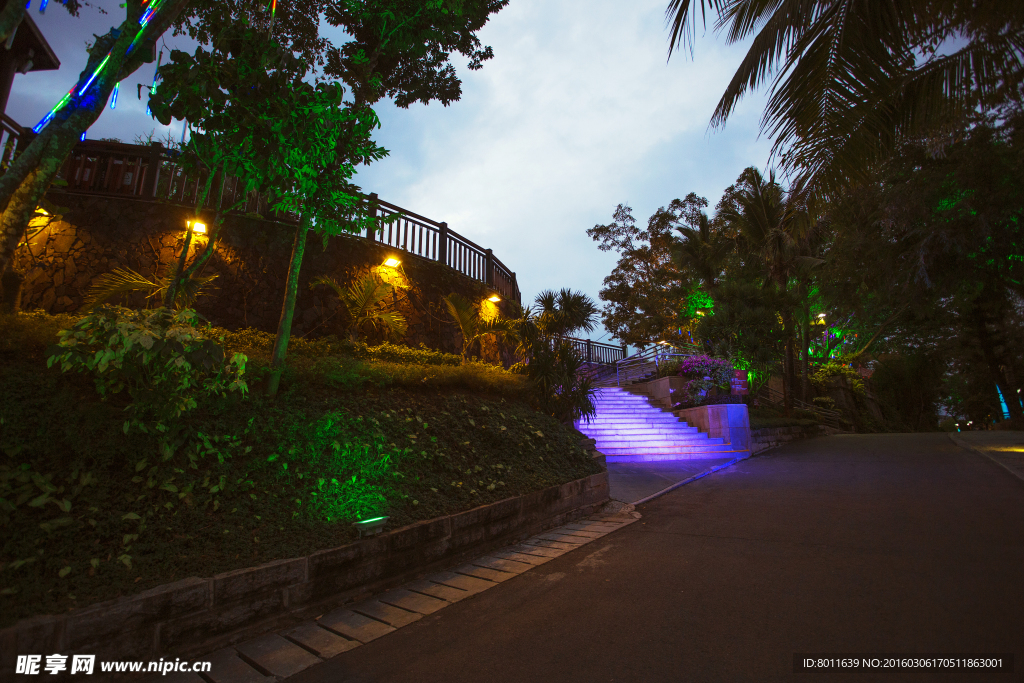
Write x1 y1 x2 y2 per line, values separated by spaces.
631 453 751 506
947 433 1024 485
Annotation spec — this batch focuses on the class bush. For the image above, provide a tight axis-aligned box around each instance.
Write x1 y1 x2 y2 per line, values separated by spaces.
812 396 837 410
46 307 248 432
676 354 734 405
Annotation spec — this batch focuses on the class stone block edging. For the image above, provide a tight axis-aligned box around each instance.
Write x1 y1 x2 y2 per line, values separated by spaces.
0 472 608 678
751 423 836 454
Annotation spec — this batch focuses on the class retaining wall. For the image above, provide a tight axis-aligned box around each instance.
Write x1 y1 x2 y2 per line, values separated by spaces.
751 424 834 454
0 472 608 680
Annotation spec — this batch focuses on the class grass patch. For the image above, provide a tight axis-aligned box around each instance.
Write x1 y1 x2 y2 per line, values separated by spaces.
0 312 600 628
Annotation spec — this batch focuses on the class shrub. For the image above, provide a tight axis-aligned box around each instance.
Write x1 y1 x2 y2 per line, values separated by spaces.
811 363 865 395
812 396 837 410
676 354 733 405
46 306 248 432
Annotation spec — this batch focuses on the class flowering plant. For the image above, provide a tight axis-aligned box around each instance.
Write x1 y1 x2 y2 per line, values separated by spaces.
676 354 734 405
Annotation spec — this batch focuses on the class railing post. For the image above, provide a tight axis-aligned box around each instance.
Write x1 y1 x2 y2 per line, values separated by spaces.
586 339 593 364
142 142 162 197
621 343 627 361
438 221 448 265
484 248 494 286
367 192 378 241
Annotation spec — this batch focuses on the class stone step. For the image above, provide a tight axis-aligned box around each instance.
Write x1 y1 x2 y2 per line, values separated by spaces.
599 444 735 456
605 450 748 463
594 437 725 448
581 426 699 435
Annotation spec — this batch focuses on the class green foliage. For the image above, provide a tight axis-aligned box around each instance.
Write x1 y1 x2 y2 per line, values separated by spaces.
84 267 218 311
443 293 513 362
45 307 247 431
675 354 734 405
811 363 865 396
587 201 691 347
812 396 836 410
311 274 407 342
526 340 597 424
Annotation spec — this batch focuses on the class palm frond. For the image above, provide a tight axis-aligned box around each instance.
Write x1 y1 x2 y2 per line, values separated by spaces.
172 273 218 309
83 268 162 309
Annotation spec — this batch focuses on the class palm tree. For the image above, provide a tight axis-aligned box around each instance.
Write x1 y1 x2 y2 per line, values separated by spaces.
532 288 599 339
442 293 513 363
665 0 1024 198
672 211 733 291
717 167 810 413
311 274 407 342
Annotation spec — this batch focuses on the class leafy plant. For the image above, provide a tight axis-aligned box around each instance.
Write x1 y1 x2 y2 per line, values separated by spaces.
311 274 407 342
45 306 248 432
443 293 513 363
525 340 597 424
811 362 866 396
83 267 218 311
676 354 734 405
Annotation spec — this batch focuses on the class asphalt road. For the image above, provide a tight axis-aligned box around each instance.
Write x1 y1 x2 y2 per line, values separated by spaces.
290 433 1024 683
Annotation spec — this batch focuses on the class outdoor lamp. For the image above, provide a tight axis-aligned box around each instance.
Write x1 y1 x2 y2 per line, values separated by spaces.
488 295 501 303
818 313 826 318
383 257 401 267
354 515 389 538
187 220 207 235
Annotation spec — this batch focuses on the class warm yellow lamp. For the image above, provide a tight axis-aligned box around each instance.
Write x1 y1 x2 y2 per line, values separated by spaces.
383 257 401 267
188 220 207 235
487 295 501 303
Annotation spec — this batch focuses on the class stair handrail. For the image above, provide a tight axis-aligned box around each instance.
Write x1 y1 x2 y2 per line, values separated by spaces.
756 385 842 428
613 342 703 387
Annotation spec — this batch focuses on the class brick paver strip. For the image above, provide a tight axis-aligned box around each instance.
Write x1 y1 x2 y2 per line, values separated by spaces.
506 543 565 558
403 578 473 603
563 523 613 534
204 648 275 683
549 528 605 539
534 532 588 544
377 588 450 615
318 608 396 643
528 536 585 548
471 555 535 574
524 536 581 552
283 622 360 659
421 571 497 595
350 599 423 627
489 549 551 566
561 528 606 536
235 633 321 679
453 563 517 582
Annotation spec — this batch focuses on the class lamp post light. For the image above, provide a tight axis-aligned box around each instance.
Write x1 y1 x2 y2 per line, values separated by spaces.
487 295 501 303
382 257 400 268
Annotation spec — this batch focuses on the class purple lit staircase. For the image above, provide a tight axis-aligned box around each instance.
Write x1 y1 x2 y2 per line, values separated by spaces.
577 387 747 462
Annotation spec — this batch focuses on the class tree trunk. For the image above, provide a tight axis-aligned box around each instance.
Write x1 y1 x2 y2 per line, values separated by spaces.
971 297 1023 422
801 298 810 402
0 0 189 281
267 218 308 397
164 167 219 307
782 310 794 416
183 172 245 282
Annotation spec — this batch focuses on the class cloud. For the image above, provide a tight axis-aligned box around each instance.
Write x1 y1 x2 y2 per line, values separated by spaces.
9 0 777 344
354 0 774 337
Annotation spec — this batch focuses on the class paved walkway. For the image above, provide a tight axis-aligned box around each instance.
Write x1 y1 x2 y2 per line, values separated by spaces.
949 430 1024 483
607 458 737 503
286 433 1024 683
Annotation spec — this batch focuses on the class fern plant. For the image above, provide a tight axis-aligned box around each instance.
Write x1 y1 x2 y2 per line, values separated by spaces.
311 274 407 342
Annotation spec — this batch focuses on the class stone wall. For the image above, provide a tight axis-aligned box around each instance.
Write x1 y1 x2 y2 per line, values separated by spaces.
0 472 608 679
11 192 516 360
751 424 836 454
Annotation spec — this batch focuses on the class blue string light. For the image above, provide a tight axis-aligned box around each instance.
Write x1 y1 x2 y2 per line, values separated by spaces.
110 81 119 109
80 130 86 141
39 0 49 12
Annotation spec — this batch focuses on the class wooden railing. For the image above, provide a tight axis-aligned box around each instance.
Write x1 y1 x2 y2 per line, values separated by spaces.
43 139 521 303
561 336 627 365
1 114 26 172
